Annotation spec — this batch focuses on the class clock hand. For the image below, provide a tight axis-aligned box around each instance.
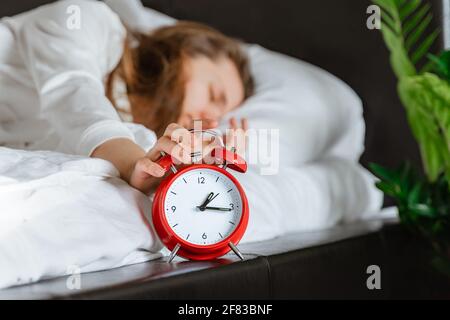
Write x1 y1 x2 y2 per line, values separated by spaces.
196 206 232 212
199 192 214 210
208 193 220 204
198 192 220 211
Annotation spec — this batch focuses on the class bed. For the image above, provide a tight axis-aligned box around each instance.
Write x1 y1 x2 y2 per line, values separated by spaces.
0 0 449 299
1 218 449 299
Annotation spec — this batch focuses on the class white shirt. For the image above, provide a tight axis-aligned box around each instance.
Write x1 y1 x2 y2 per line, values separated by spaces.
0 0 146 156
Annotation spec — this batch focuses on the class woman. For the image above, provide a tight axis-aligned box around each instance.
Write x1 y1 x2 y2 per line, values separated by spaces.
0 0 253 194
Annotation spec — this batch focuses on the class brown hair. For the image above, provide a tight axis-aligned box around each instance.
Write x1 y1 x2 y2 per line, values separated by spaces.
106 21 254 137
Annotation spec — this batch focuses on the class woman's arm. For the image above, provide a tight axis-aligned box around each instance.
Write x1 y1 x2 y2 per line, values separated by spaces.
92 123 198 194
16 0 135 156
92 138 147 182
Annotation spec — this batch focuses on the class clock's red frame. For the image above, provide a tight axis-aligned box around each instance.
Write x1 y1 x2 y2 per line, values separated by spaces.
152 164 249 261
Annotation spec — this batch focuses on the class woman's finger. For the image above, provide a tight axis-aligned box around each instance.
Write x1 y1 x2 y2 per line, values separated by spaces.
229 117 238 130
241 118 249 131
163 122 184 137
147 136 191 164
164 123 190 143
171 126 193 151
162 122 195 158
135 157 165 178
160 136 191 164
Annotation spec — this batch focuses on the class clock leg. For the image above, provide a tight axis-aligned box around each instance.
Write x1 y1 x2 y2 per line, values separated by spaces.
228 242 244 261
167 243 181 263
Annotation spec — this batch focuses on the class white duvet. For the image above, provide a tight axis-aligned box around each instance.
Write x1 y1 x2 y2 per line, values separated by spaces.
0 0 383 289
0 147 162 289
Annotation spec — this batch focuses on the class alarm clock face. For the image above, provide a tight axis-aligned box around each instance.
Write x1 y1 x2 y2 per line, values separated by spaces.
163 168 243 246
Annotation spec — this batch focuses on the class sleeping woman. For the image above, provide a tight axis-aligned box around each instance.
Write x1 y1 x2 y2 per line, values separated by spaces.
0 0 252 194
0 0 382 239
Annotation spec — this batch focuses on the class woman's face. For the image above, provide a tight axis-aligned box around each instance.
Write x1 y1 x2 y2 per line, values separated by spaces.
178 55 245 128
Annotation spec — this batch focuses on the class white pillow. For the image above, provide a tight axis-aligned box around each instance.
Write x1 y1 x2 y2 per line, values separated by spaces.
221 44 366 168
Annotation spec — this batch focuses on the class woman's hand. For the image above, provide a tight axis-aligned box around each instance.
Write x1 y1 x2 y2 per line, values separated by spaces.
128 123 194 194
223 117 248 158
92 123 202 195
92 120 221 195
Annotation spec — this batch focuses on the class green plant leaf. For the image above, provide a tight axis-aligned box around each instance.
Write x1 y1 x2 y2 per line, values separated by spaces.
403 3 430 36
408 181 422 204
409 203 436 218
405 13 433 51
375 181 398 197
372 0 440 77
382 12 401 34
373 0 398 18
427 51 450 81
373 0 450 273
398 74 450 183
400 0 421 20
380 21 416 78
427 53 448 78
421 135 445 181
369 163 399 182
411 29 440 64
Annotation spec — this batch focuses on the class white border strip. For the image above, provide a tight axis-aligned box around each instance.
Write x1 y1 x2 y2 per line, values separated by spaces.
443 0 450 49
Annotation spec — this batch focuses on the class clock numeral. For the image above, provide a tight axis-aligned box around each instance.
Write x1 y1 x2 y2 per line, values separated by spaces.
230 203 234 210
198 177 205 184
171 206 176 213
202 232 207 240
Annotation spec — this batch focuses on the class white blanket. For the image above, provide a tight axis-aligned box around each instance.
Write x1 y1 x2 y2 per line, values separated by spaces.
0 0 383 289
0 147 162 289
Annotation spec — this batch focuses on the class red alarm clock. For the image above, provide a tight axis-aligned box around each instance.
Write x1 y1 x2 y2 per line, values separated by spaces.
152 130 249 262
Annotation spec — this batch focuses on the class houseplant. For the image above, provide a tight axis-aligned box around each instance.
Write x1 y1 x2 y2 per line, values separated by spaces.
370 0 450 273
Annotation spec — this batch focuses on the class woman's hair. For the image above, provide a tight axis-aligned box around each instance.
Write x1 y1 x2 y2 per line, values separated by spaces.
106 21 254 137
